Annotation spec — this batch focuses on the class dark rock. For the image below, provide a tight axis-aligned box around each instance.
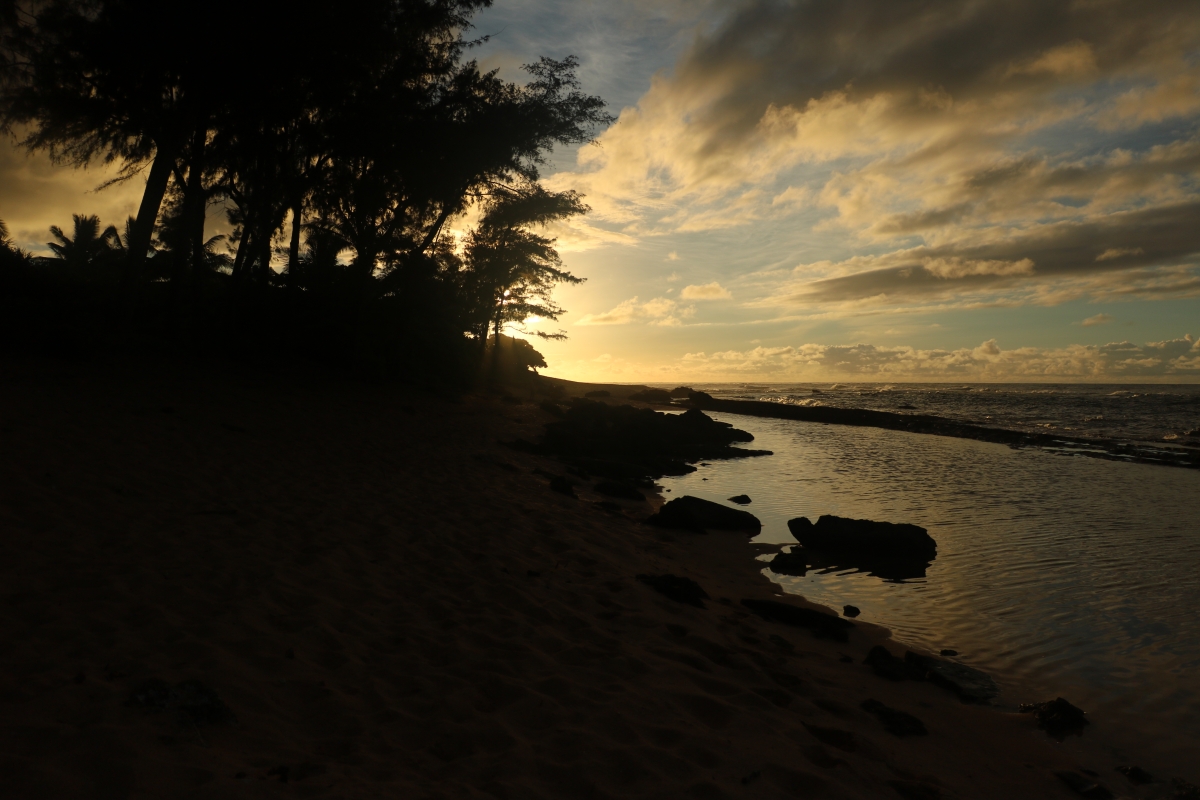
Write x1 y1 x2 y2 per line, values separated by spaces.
584 390 610 397
861 699 928 737
788 515 936 558
594 500 621 512
740 599 854 641
636 574 710 608
768 548 807 576
897 404 917 410
549 475 576 497
787 514 936 580
629 388 673 403
1055 771 1113 799
1115 766 1153 786
728 494 752 505
839 655 853 663
594 480 644 501
688 391 714 403
127 678 235 724
1019 697 1089 737
904 651 998 703
669 386 696 398
501 395 523 405
939 649 958 657
537 401 770 483
649 495 761 533
842 605 860 618
863 646 922 681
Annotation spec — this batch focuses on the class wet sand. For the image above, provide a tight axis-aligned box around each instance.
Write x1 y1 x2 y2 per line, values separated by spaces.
0 359 1169 798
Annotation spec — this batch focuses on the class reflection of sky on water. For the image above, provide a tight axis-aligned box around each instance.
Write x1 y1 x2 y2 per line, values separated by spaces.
659 410 1200 780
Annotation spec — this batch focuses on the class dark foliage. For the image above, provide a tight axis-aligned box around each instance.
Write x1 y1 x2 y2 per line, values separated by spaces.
0 1 612 380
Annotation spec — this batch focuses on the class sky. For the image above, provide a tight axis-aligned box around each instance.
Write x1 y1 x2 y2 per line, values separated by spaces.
3 0 1199 383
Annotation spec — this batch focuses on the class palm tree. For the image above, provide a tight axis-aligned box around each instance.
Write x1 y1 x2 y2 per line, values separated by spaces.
47 214 120 269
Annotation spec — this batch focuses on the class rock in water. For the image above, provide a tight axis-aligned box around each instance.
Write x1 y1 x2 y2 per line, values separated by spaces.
728 494 752 505
788 515 936 559
1019 697 1089 737
904 651 998 703
861 699 928 737
842 605 860 618
636 574 709 608
649 496 761 533
740 599 854 641
768 548 807 576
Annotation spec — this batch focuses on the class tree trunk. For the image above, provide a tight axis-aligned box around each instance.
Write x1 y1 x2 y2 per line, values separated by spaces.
124 140 178 281
185 125 208 280
287 201 303 275
233 227 252 278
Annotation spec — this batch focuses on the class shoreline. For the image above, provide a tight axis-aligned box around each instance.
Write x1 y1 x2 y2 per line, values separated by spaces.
683 393 1200 470
1 358 1187 798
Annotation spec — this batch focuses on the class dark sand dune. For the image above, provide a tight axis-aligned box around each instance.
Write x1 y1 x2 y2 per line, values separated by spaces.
0 359 1147 798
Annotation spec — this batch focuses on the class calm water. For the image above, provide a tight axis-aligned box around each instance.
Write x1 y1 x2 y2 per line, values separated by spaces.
659 410 1200 779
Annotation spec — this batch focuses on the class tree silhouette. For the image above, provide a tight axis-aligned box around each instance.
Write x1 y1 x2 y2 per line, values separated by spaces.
1 2 612 378
463 183 587 358
47 214 120 268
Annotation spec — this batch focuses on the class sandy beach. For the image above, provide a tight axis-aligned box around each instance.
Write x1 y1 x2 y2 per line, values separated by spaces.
0 359 1173 799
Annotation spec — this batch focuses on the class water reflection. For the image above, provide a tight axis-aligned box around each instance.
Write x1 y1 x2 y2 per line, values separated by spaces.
659 410 1200 781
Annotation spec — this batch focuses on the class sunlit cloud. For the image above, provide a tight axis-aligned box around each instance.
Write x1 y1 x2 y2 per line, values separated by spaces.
1081 313 1114 327
545 0 1200 319
670 335 1200 380
680 281 732 300
576 295 696 326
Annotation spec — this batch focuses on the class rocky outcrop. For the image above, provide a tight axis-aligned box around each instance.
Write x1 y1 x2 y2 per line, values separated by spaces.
728 494 751 505
516 400 771 482
768 548 807 576
649 496 761 533
740 599 854 641
863 646 998 703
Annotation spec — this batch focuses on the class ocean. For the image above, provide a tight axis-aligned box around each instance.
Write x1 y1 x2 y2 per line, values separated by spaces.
652 383 1200 781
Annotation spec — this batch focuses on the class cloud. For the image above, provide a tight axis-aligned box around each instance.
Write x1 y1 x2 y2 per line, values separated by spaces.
576 295 696 326
673 335 1199 380
680 281 732 300
547 0 1200 312
667 251 679 261
1081 313 1113 327
768 202 1200 307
